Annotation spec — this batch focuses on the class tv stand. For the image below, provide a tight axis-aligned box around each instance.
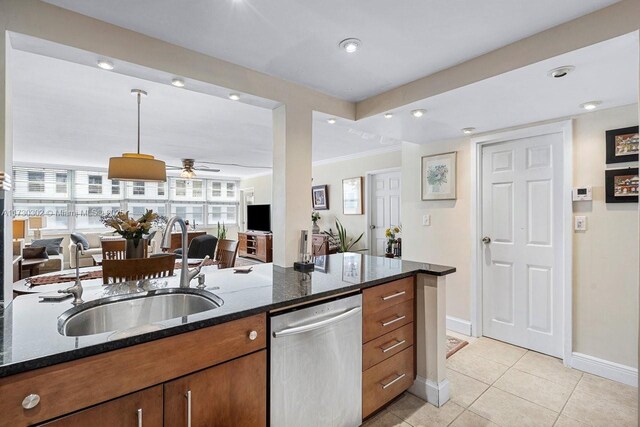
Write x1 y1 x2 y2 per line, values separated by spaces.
238 232 272 263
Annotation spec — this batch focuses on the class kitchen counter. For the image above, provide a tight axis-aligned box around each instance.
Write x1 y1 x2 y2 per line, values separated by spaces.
0 253 454 378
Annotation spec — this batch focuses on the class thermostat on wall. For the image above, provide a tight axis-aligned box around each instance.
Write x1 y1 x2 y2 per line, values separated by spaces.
572 187 592 201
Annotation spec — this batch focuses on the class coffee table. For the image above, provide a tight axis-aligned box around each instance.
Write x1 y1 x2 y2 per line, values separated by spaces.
21 258 48 278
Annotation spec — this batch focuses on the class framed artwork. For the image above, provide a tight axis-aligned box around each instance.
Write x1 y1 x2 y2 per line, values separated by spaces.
342 177 363 215
342 252 363 284
312 185 329 210
606 126 639 164
422 152 457 200
605 168 638 203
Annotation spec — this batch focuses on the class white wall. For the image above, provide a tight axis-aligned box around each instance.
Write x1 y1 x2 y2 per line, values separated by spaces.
401 104 639 368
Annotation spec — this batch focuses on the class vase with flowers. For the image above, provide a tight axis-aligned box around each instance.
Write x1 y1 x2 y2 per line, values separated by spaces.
384 225 401 258
100 210 159 259
311 211 321 234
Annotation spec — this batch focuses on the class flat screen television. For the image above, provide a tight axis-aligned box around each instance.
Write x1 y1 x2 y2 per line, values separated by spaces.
247 204 271 233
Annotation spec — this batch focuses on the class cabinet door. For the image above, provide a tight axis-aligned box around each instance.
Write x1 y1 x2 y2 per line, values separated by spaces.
238 234 247 253
256 235 266 258
164 350 266 427
41 386 162 427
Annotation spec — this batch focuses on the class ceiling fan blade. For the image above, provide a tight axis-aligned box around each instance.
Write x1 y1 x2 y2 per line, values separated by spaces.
197 165 221 172
166 165 182 170
198 160 272 169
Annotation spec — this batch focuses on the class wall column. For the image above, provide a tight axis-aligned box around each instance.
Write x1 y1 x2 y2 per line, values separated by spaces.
272 104 312 267
1 28 14 307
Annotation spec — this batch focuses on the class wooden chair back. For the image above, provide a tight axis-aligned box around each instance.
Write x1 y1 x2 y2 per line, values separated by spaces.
101 239 126 260
215 239 239 269
102 254 176 284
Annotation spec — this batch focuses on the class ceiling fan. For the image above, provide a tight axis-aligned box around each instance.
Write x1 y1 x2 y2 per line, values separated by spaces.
166 158 272 178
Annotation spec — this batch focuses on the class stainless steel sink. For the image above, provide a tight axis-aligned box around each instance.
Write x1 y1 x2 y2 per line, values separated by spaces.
58 288 224 337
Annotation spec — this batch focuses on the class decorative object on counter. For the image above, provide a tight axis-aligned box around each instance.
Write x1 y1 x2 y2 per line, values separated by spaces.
324 220 364 253
294 230 314 272
606 126 639 164
108 89 167 182
28 216 47 240
311 211 321 234
342 177 363 214
217 221 227 240
100 210 159 258
385 225 401 258
312 184 329 210
605 168 638 203
422 151 457 200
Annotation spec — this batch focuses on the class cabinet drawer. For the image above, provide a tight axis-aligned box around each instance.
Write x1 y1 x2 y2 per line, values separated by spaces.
363 347 414 418
0 314 266 426
363 277 414 315
40 386 163 427
363 300 414 343
363 323 414 371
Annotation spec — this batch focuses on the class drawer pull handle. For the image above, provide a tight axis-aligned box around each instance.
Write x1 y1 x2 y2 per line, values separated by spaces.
381 291 406 301
185 389 192 427
381 315 406 327
381 373 406 389
249 330 258 341
21 393 40 410
381 339 407 353
137 408 143 427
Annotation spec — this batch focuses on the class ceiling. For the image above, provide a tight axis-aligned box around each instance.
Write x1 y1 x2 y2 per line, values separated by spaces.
43 0 621 102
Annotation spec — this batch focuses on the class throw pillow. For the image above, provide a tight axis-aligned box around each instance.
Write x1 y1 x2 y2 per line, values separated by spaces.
23 246 49 260
70 232 90 249
31 237 64 255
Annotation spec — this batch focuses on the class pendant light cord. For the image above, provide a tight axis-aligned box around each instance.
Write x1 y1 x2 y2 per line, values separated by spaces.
137 91 141 155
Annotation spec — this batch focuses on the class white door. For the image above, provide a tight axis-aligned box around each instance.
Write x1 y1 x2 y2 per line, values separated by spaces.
239 189 254 232
481 133 563 357
370 171 401 256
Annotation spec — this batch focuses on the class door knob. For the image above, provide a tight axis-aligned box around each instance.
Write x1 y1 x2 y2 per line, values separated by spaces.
370 225 376 230
482 236 491 244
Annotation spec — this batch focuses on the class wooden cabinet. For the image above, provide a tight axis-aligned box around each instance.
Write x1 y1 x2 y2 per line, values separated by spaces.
237 232 272 263
41 386 163 427
361 278 416 419
164 350 266 427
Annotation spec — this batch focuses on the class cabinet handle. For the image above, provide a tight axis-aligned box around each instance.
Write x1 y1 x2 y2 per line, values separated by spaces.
381 315 406 327
137 408 143 427
249 330 258 341
381 290 406 301
381 373 406 389
21 393 40 410
185 389 192 427
380 339 406 353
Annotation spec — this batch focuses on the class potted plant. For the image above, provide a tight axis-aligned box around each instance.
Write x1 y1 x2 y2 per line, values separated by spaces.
100 210 159 259
324 219 365 253
311 211 321 234
217 221 227 240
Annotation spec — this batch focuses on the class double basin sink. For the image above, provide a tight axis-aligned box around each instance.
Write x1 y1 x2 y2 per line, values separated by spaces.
58 288 224 338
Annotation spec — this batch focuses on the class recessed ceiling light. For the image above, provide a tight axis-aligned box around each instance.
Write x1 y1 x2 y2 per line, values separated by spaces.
384 113 393 119
339 38 361 53
327 118 337 124
580 101 602 110
461 127 476 135
547 65 575 79
97 59 114 70
228 93 240 101
171 78 185 88
411 109 426 118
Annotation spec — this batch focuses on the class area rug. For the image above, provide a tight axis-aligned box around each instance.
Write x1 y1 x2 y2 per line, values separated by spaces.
446 335 469 359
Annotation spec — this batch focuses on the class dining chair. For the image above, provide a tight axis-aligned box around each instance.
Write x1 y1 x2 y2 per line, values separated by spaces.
215 239 239 269
102 254 176 284
101 239 126 261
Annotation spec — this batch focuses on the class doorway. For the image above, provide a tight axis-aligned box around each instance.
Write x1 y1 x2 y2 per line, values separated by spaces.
472 122 572 359
367 169 401 257
239 188 255 232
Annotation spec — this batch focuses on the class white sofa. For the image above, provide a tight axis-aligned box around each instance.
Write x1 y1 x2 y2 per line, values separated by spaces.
69 232 160 268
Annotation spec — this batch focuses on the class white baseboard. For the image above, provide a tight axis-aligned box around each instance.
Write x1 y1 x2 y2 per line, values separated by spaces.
409 376 450 407
571 352 638 387
446 316 472 336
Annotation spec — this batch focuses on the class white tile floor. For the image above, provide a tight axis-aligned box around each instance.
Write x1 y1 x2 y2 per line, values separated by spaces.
363 333 638 427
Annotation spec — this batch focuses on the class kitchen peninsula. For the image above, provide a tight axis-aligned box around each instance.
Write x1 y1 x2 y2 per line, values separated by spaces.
0 254 455 426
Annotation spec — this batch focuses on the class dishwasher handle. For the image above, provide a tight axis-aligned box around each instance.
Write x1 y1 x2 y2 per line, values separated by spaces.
273 306 362 338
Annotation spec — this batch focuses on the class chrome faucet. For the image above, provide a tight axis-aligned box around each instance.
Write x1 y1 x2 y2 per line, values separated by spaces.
161 216 209 288
59 243 85 305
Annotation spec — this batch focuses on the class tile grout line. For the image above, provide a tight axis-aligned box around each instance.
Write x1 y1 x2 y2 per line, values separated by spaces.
552 372 584 426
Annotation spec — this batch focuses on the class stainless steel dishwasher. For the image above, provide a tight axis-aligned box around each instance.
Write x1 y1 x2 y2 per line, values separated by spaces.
270 294 362 427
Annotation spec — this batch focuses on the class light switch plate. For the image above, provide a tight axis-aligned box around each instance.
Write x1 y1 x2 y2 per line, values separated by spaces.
574 216 587 231
422 214 431 226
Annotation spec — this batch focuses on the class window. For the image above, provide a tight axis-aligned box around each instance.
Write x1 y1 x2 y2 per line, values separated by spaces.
75 204 120 229
133 182 145 196
28 171 45 192
111 180 120 195
211 182 222 197
176 180 187 196
88 175 103 194
192 180 203 198
128 203 166 218
157 184 165 196
208 204 237 225
55 173 68 194
171 204 204 225
13 203 69 230
226 182 235 198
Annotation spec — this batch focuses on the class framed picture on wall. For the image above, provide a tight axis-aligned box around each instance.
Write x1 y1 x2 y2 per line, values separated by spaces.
421 152 457 200
605 168 638 203
342 177 363 215
606 126 639 164
312 185 329 210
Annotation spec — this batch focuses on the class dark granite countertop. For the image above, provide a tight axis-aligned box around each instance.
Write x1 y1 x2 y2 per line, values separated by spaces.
0 253 454 378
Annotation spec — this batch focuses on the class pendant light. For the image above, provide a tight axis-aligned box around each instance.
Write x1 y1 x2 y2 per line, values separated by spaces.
108 89 167 182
